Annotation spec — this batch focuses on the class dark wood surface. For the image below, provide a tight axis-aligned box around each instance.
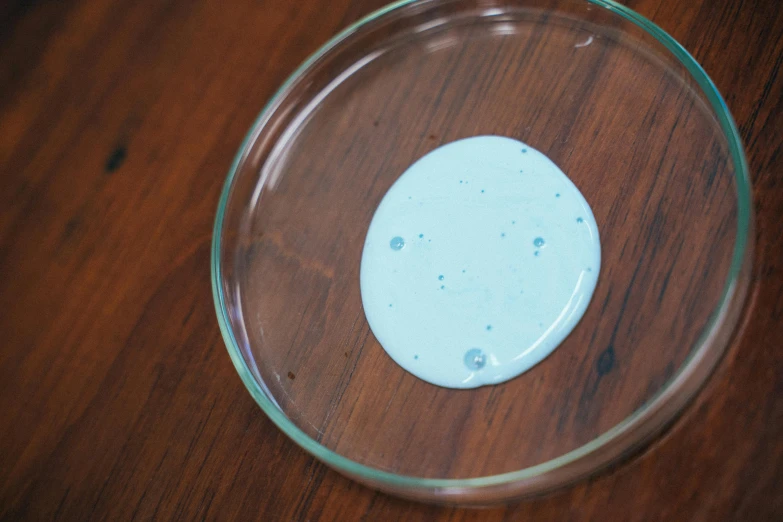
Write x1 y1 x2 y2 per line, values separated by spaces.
0 0 781 520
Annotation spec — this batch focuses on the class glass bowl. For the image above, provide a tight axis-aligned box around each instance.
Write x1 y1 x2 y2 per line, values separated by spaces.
212 0 752 505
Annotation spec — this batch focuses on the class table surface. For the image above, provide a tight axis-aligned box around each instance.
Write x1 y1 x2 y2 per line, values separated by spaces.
1 0 781 520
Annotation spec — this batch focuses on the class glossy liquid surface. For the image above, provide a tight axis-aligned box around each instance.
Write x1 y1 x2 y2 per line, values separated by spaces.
360 136 601 388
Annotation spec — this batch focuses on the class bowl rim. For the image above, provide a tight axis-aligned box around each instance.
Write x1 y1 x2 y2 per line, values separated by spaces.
211 0 753 501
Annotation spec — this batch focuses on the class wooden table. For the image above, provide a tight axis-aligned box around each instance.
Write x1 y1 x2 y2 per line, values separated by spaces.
1 0 781 520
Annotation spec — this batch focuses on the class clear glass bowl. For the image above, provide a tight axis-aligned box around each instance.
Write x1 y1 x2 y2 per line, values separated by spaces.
212 0 752 504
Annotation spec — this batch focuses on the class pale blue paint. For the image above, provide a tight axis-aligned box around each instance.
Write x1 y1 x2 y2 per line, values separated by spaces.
360 136 601 388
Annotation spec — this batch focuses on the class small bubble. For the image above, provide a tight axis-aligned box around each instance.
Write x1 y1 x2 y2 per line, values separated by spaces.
390 236 405 250
501 232 506 238
440 285 445 289
462 269 466 273
459 180 463 184
414 355 419 360
533 237 546 247
555 193 560 198
464 348 486 370
428 239 431 243
519 169 524 173
521 148 528 153
389 303 393 308
587 267 593 272
512 220 516 225
438 275 444 281
534 250 540 256
577 217 584 223
419 233 424 238
486 325 492 331
408 196 412 199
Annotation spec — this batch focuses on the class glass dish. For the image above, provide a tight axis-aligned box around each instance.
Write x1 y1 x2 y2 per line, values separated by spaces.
212 0 752 504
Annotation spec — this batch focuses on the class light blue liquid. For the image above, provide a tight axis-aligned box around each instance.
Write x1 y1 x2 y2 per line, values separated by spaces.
360 136 601 389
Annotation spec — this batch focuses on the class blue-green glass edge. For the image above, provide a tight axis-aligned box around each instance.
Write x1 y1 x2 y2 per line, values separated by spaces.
211 0 752 490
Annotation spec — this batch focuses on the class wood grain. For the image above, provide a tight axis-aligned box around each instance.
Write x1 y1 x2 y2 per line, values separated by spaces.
0 0 781 520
